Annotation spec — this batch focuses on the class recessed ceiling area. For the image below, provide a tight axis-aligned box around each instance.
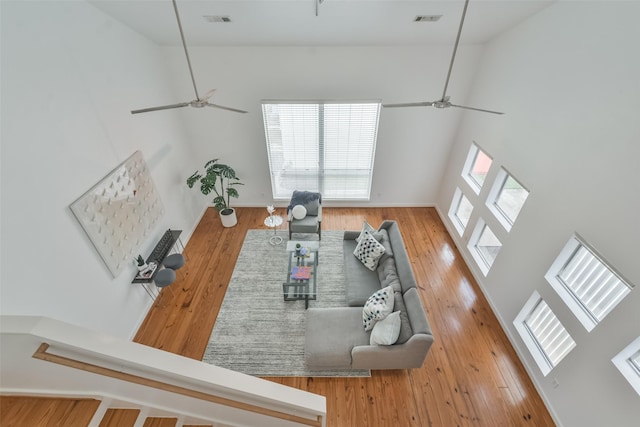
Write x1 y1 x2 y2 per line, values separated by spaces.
88 0 555 47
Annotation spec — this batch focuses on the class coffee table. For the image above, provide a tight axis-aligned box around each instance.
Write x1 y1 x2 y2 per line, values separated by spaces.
283 241 319 309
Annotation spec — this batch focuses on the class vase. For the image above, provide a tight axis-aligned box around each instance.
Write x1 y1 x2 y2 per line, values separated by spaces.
220 208 237 227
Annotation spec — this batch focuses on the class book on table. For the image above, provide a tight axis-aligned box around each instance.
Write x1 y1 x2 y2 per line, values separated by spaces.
291 266 312 280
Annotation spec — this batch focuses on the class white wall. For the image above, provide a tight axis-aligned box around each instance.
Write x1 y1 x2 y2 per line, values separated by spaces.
0 1 205 338
436 2 640 426
160 44 485 207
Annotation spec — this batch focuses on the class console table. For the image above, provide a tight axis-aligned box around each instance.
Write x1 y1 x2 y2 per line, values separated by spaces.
132 229 182 284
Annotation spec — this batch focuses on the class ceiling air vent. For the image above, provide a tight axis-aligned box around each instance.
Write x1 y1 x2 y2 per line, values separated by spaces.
203 15 232 23
414 15 442 22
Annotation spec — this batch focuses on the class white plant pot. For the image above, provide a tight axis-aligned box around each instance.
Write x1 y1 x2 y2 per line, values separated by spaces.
220 208 237 228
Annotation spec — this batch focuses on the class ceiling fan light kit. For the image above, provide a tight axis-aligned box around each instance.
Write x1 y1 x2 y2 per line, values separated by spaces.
131 0 247 115
383 0 504 115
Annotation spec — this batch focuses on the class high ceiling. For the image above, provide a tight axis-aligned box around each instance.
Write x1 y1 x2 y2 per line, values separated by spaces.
88 0 555 47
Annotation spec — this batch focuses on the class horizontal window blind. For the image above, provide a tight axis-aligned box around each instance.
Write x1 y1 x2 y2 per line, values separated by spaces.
262 101 380 200
558 244 632 323
524 299 576 368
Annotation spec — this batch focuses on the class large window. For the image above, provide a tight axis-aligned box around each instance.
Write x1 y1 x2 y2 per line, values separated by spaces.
514 291 576 376
462 143 493 194
262 101 380 200
487 168 529 231
545 235 634 332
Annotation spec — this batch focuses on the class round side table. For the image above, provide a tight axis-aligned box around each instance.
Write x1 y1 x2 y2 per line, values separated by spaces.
264 214 283 245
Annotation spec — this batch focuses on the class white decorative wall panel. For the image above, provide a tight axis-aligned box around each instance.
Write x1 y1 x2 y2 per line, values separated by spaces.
70 151 164 277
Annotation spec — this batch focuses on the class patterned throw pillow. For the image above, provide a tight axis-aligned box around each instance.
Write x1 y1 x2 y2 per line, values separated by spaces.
353 231 386 271
362 285 395 331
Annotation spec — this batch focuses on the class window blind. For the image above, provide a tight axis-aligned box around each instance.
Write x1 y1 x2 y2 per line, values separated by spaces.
524 299 576 368
262 101 380 200
558 244 632 323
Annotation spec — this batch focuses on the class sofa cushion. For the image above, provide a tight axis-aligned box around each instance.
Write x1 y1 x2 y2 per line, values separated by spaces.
344 238 379 306
305 307 369 370
370 311 401 345
362 285 395 331
354 231 386 271
377 257 401 293
393 292 414 344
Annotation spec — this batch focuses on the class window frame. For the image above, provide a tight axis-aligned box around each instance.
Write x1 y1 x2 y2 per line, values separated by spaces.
261 100 381 201
612 336 640 396
462 143 493 195
514 291 577 376
486 167 529 231
545 234 634 332
448 188 474 236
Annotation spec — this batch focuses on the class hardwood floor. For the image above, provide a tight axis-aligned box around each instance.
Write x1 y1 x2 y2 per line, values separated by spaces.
134 207 555 427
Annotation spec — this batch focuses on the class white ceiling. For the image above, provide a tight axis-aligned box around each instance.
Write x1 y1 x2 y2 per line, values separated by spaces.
88 0 555 47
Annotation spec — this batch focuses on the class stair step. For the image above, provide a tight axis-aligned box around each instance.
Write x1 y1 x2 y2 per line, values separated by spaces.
0 396 100 427
99 408 140 427
143 417 178 427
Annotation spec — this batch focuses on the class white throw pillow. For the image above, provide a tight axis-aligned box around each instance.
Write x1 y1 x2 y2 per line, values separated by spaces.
362 285 395 331
370 311 402 345
291 204 307 220
353 231 386 271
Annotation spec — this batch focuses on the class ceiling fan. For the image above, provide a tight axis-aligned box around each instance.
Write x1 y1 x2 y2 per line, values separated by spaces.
383 0 504 115
131 0 247 115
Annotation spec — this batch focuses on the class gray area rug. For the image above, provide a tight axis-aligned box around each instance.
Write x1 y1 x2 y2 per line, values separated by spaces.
202 229 370 377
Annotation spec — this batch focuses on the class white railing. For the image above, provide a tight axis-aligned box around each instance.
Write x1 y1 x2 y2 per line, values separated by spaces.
0 316 326 427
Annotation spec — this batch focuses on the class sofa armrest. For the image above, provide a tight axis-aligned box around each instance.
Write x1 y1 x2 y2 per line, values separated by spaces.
344 230 360 240
351 333 434 370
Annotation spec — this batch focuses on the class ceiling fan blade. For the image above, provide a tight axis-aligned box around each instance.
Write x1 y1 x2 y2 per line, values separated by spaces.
441 0 470 101
206 103 248 114
382 102 435 108
173 0 200 100
131 102 190 114
200 88 217 102
450 104 504 115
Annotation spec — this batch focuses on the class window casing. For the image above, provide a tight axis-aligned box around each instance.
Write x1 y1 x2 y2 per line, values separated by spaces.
612 336 640 396
462 143 493 194
448 188 473 236
514 291 576 376
545 235 634 332
467 219 501 275
486 168 529 231
262 101 380 200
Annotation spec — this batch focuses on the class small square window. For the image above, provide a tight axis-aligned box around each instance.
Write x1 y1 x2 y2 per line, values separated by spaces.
514 291 576 376
468 220 502 275
462 143 493 194
612 336 640 396
487 168 529 231
448 188 474 236
545 235 634 332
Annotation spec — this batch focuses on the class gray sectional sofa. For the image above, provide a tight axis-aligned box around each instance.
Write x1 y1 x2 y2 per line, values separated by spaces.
305 220 434 371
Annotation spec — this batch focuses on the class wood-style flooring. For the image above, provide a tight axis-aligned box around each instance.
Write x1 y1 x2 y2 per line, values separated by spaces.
134 207 555 427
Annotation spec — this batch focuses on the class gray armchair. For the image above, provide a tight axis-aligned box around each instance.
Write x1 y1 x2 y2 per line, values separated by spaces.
287 190 322 240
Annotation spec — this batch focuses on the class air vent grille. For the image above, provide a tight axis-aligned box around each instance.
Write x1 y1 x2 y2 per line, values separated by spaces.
414 15 442 22
203 15 232 23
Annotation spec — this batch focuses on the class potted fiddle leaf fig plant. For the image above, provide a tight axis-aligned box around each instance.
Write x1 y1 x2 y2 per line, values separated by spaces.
187 158 243 227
